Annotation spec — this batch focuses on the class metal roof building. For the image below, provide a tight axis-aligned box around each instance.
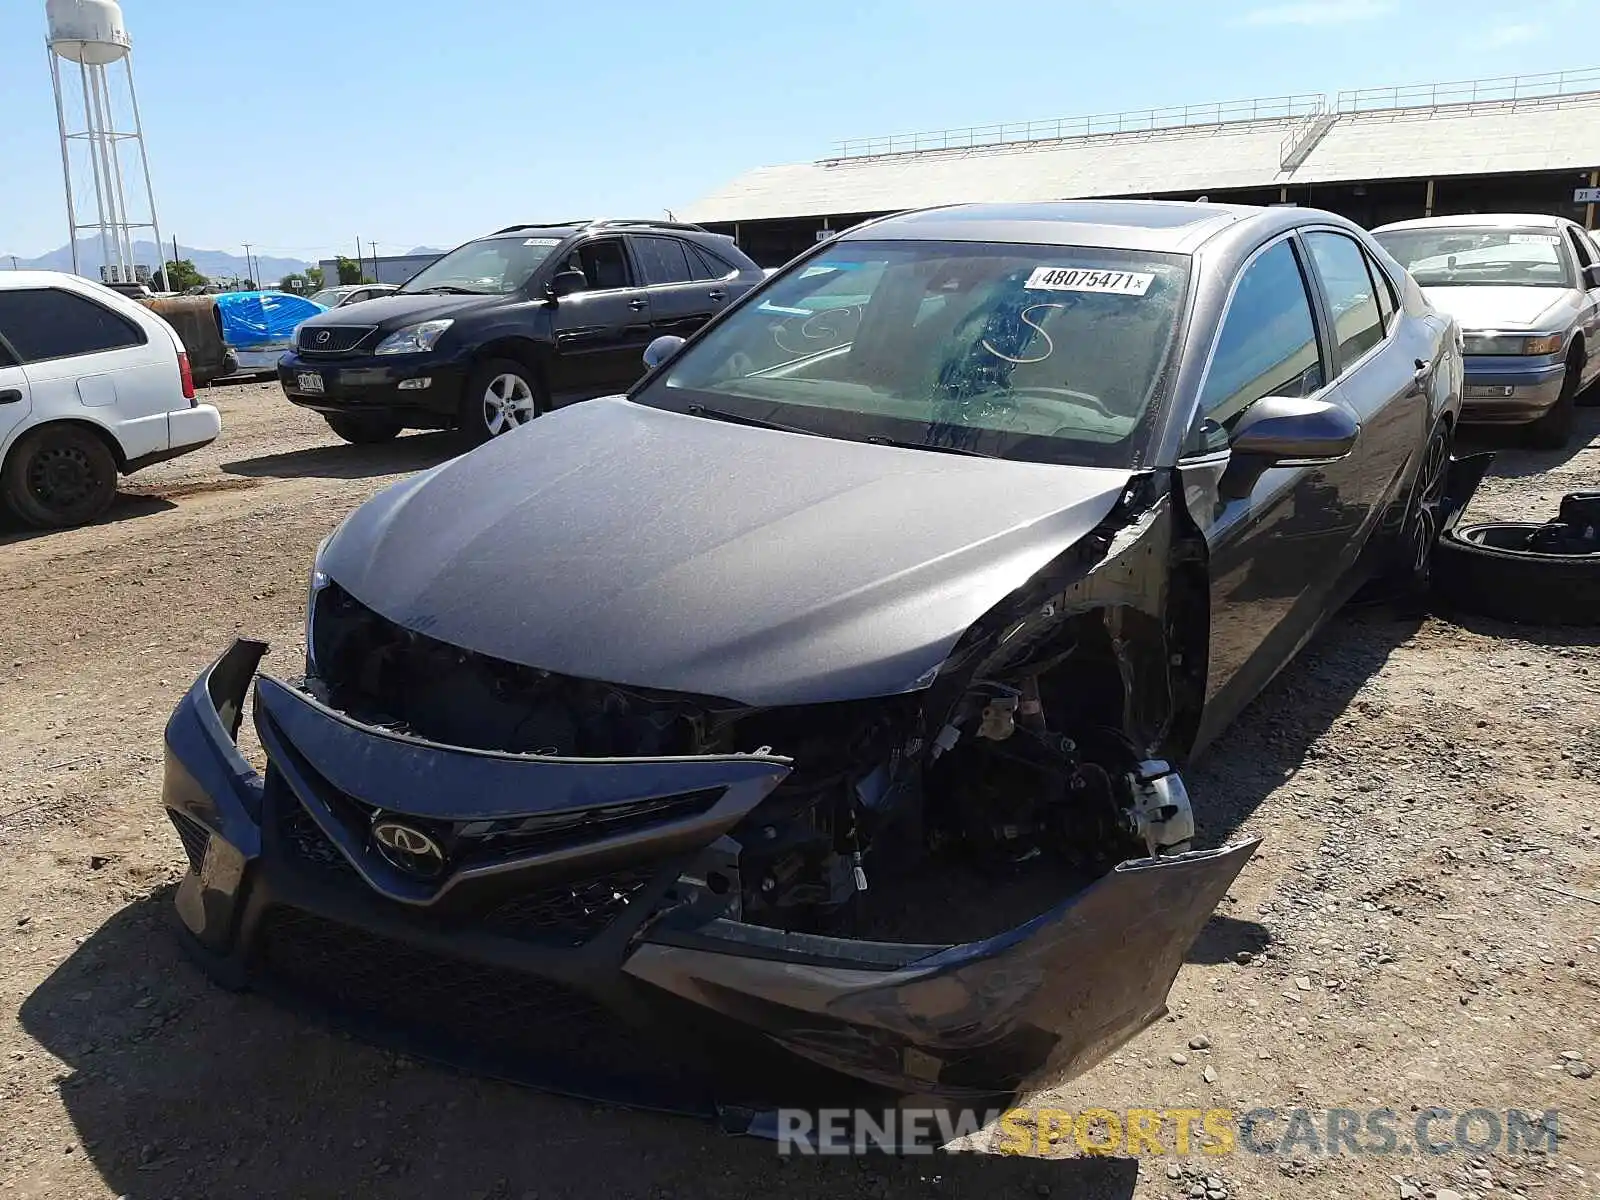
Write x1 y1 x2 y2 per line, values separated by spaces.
684 69 1600 267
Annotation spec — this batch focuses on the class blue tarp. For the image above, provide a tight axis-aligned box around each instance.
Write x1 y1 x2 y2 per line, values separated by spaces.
215 291 327 349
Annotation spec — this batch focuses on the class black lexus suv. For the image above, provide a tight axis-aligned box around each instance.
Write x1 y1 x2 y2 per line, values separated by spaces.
278 219 764 444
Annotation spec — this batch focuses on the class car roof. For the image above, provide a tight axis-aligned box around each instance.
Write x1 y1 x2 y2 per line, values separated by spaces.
1373 213 1569 233
0 269 105 291
841 200 1310 254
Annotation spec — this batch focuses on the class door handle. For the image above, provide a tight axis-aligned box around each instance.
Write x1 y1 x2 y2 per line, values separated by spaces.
1413 358 1433 381
707 290 727 302
0 389 21 405
627 299 648 311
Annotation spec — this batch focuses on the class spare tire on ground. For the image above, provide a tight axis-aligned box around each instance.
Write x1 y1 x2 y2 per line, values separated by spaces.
1433 490 1600 626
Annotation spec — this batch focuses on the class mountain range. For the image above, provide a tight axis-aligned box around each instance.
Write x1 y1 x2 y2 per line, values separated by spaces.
3 240 311 284
3 241 450 283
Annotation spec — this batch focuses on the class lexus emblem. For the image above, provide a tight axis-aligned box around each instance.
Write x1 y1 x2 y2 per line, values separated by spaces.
316 330 331 345
371 820 447 878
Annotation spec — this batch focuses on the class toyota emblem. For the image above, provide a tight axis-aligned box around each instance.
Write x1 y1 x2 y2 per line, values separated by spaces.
315 330 332 345
371 819 447 878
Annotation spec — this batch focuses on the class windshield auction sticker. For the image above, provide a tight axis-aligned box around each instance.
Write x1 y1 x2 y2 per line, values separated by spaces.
1025 266 1155 295
1508 234 1561 245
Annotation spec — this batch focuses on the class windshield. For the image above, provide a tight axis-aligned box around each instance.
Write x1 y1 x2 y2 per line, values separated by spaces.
636 240 1189 467
308 288 347 307
1374 227 1574 288
399 234 563 295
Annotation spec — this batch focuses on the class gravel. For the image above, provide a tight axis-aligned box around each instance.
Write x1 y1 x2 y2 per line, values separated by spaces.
1 393 1598 1198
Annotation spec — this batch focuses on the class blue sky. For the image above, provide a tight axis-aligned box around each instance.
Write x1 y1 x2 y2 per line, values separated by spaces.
0 0 1587 262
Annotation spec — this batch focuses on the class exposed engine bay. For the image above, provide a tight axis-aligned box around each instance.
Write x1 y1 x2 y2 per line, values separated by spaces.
306 573 1196 943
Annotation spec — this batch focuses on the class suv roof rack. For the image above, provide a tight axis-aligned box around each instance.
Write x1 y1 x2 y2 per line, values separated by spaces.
491 220 592 234
490 218 708 236
589 218 709 233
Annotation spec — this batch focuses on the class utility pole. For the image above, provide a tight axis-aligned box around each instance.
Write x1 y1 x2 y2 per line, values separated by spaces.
355 237 364 283
243 242 257 289
370 242 379 283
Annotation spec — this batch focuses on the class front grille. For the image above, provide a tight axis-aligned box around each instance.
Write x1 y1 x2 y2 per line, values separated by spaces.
481 866 660 946
277 792 665 945
168 810 211 873
296 326 376 355
278 796 360 881
252 906 709 1101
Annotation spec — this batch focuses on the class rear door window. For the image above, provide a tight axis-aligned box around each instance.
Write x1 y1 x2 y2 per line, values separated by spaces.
633 236 696 287
1367 251 1398 331
1303 231 1385 372
0 288 145 362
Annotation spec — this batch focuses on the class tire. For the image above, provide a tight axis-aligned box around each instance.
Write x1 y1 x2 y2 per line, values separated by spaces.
324 413 402 444
1 424 119 530
1433 521 1600 626
1526 347 1581 449
458 358 544 446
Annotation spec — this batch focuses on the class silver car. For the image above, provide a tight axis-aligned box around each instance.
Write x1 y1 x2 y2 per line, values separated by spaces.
308 284 399 309
1373 213 1600 447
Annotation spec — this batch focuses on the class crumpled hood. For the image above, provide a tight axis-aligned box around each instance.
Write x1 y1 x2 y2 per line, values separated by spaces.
1420 285 1576 331
321 397 1134 706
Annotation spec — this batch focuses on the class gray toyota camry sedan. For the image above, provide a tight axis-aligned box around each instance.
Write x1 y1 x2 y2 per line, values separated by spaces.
1374 212 1600 447
161 200 1468 1124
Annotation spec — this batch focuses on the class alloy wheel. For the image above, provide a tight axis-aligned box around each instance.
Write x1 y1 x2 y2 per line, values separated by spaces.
481 373 537 437
1408 427 1451 576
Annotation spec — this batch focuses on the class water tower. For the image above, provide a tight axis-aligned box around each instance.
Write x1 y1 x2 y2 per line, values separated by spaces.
46 0 167 289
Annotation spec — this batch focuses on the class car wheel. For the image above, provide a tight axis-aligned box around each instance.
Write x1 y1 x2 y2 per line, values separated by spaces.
324 414 403 444
1391 418 1454 602
459 358 543 446
1526 347 1581 449
1 424 119 529
1433 515 1600 627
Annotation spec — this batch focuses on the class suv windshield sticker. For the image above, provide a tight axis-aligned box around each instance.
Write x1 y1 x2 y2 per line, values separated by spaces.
1025 266 1155 296
523 237 562 247
1509 234 1561 245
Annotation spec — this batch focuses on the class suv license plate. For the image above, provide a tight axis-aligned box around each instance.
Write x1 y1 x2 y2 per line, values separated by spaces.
1466 384 1514 398
296 372 324 394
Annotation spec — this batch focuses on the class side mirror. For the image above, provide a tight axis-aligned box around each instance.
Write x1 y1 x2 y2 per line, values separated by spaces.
1583 264 1600 289
1220 396 1359 500
643 334 685 371
548 270 588 300
1231 395 1359 462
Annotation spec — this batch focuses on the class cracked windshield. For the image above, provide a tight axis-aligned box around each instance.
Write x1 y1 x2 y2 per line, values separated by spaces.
649 241 1189 466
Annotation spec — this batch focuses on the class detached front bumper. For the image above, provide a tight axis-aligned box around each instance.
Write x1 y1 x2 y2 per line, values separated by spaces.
1460 356 1567 424
163 640 1257 1118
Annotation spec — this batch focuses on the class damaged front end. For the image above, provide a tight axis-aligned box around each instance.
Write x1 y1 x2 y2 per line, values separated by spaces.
162 475 1256 1117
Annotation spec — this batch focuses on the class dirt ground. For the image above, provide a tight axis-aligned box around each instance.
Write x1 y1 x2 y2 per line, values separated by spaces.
1 381 1597 1200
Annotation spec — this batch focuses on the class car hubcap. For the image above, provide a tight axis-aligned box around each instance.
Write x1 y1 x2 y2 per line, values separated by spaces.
482 374 536 436
27 444 99 511
1409 430 1450 574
